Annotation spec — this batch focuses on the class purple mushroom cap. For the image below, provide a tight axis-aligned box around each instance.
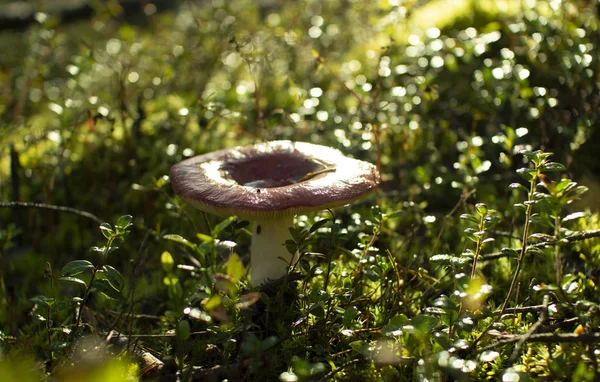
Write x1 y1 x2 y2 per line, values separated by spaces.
170 140 380 220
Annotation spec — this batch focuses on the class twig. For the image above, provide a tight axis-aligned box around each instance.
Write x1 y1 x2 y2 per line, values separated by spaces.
0 201 103 225
541 317 580 332
317 56 370 108
471 208 487 279
126 331 209 338
107 310 163 320
350 220 382 299
564 229 600 241
75 237 114 331
432 188 476 256
508 295 549 365
482 229 600 261
318 358 367 381
480 332 600 352
488 230 522 240
106 229 151 340
492 304 547 315
188 362 241 382
500 168 539 315
106 330 163 377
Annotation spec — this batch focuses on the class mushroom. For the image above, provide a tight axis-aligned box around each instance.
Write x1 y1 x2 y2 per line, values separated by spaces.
170 140 380 285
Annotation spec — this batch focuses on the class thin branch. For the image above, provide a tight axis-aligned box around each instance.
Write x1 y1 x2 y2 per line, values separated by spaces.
488 230 522 240
107 310 163 321
126 331 209 339
318 56 370 108
508 295 549 365
482 229 600 262
318 358 367 381
432 188 476 256
500 173 538 314
493 304 547 315
0 201 103 225
565 229 600 241
106 330 163 377
479 332 600 353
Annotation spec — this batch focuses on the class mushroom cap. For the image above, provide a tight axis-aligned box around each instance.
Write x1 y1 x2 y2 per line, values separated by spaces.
170 140 380 220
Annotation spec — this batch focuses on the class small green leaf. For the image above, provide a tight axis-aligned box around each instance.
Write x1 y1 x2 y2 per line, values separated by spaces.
342 305 359 326
90 246 105 255
384 210 403 219
115 214 133 230
102 265 124 292
299 258 311 273
62 260 94 277
196 233 214 243
59 276 87 288
161 251 175 272
541 162 566 172
381 314 410 336
522 150 551 166
411 314 440 333
289 227 308 242
30 295 54 307
501 248 520 258
177 320 191 341
211 216 237 237
528 214 550 226
163 276 179 286
464 228 479 242
99 223 114 239
484 214 501 228
293 357 326 378
371 205 382 222
261 336 277 352
509 182 528 192
226 253 245 282
526 246 548 256
562 212 586 223
568 185 589 199
513 203 527 211
203 295 221 311
349 340 371 356
528 233 553 241
92 278 122 300
213 273 236 294
460 213 479 224
241 334 261 356
234 220 250 230
155 176 169 188
516 167 536 181
424 307 446 315
163 234 197 250
518 149 535 159
434 295 457 310
475 203 488 215
310 218 331 233
431 254 470 265
285 239 297 255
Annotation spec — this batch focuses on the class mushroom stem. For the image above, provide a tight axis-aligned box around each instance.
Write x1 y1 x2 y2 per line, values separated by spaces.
251 216 297 285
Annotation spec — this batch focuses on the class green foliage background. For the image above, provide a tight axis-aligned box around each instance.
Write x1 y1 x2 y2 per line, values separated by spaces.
1 0 600 380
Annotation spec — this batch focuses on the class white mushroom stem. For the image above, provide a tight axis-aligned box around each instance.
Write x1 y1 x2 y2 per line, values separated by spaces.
251 215 297 285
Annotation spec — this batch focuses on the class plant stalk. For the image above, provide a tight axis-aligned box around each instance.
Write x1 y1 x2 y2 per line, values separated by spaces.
74 238 113 331
470 213 486 279
500 175 537 314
